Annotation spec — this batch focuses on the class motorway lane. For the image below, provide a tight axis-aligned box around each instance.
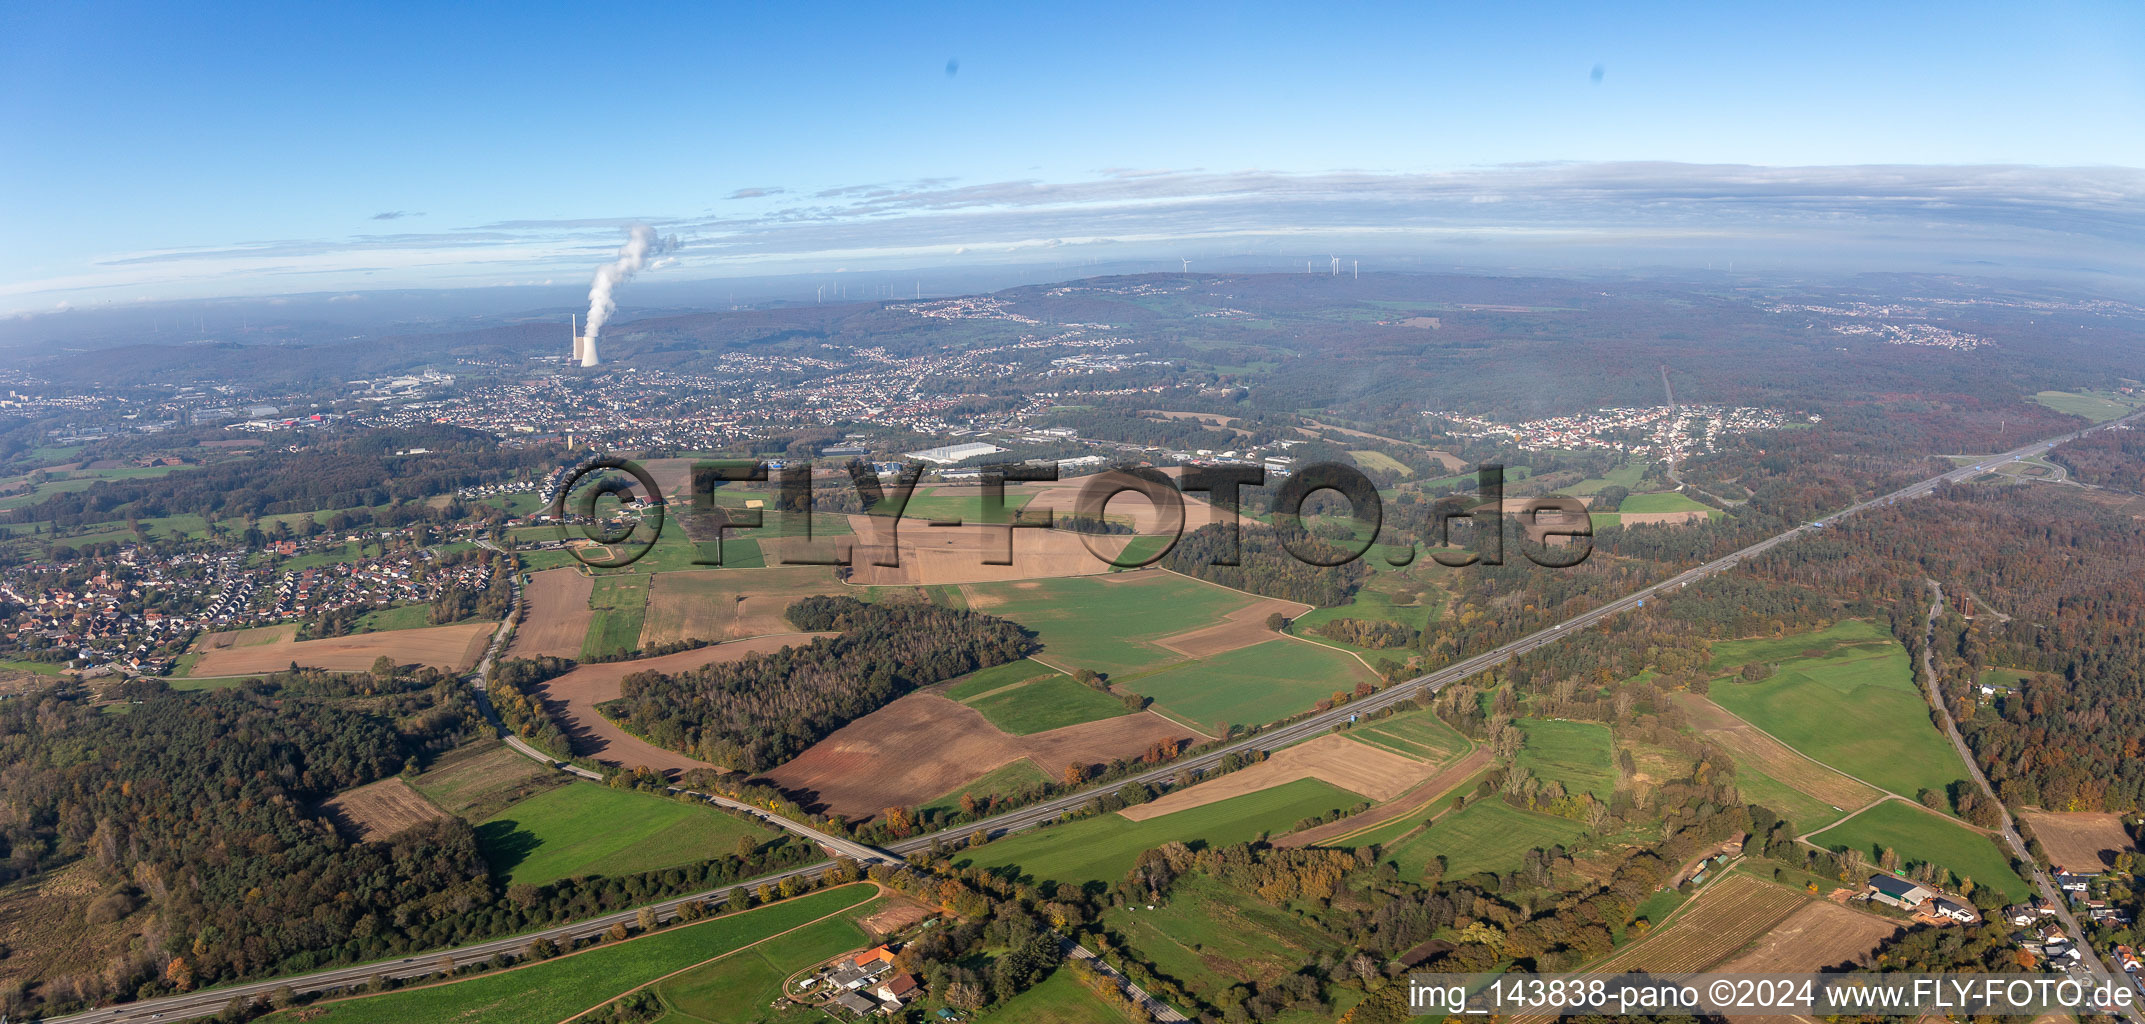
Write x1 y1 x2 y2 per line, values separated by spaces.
57 410 2142 1023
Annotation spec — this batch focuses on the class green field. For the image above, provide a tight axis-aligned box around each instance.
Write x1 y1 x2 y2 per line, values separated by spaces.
1617 491 1715 515
872 485 1033 524
945 658 1059 701
582 575 651 660
1515 719 1617 800
965 674 1134 734
922 758 1055 816
1568 458 1648 496
262 884 877 1024
1809 799 2031 903
1730 759 1854 833
2032 389 2144 423
353 603 438 633
1707 622 1971 803
1346 706 1469 764
1349 449 1412 476
651 902 876 1022
1978 667 2036 691
477 782 776 886
1381 798 1589 880
1102 872 1331 1004
964 574 1250 679
978 966 1133 1024
1120 639 1373 735
1289 574 1441 653
957 778 1360 886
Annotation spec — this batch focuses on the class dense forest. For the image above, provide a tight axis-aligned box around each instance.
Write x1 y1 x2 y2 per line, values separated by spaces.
2050 428 2145 492
1163 521 1370 607
599 596 1030 772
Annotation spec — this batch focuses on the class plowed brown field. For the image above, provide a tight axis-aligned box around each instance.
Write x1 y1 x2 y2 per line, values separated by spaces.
839 514 1131 584
1715 901 1900 972
2018 810 2139 873
506 569 593 659
761 693 1193 821
637 566 846 645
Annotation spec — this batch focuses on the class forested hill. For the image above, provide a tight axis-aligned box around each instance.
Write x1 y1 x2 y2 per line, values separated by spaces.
600 596 1030 773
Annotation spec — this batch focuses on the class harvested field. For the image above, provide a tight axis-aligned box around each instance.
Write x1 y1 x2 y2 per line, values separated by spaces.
188 620 495 676
761 692 1194 821
1120 733 1435 822
533 634 831 776
1715 901 1900 972
2018 810 2138 873
1679 694 1880 811
1273 746 1494 848
1619 510 1710 527
637 565 845 646
505 568 594 660
839 513 1131 584
411 739 564 820
1590 874 1806 974
315 777 451 842
1152 593 1310 658
192 622 297 651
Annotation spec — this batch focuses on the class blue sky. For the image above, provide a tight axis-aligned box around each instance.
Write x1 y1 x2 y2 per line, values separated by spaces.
3 1 2143 313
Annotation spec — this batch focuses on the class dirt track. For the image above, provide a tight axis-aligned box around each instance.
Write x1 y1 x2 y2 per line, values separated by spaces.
189 621 496 676
532 634 832 777
1120 734 1436 822
506 569 593 659
761 693 1193 821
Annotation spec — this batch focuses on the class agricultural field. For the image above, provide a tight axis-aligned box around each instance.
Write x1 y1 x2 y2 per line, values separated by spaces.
1345 705 1470 764
184 620 495 676
475 781 778 886
2017 811 2139 874
1585 874 1806 974
1348 449 1412 476
943 657 1061 701
1380 798 1589 880
963 572 1373 732
315 778 451 842
1809 800 2031 902
1706 621 1971 804
1122 734 1438 821
505 568 594 660
409 739 565 820
1618 491 1715 515
1102 873 1332 1005
636 565 846 646
534 635 832 776
871 483 1035 524
957 778 1362 886
1288 572 1442 653
1280 747 1494 850
962 673 1134 735
1674 693 1879 832
1567 458 1648 495
647 903 876 1023
1514 719 1617 800
260 885 878 1024
581 575 651 661
2032 389 2145 422
1715 898 1902 972
921 758 1056 816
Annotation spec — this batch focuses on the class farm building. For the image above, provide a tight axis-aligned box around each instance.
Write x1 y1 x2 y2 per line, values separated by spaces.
1931 896 1979 923
1867 873 1933 908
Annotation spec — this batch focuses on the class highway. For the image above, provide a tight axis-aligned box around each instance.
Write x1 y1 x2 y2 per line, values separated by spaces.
52 409 2141 1024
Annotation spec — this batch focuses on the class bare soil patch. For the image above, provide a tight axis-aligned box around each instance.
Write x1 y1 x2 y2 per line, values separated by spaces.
192 622 298 651
639 566 846 646
2019 810 2138 873
189 620 495 676
534 634 832 777
858 898 933 940
1121 734 1436 822
1679 694 1880 811
761 693 1193 821
1152 593 1309 658
839 514 1130 584
315 777 452 842
507 568 594 660
1275 746 1493 848
1715 901 1899 972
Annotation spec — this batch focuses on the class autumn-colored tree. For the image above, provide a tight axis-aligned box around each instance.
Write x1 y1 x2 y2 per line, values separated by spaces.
1063 762 1087 786
164 956 194 992
606 922 629 942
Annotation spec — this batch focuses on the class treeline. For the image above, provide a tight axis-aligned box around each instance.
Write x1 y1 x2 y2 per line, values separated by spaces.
2049 428 2145 492
600 596 1029 772
1162 521 1368 607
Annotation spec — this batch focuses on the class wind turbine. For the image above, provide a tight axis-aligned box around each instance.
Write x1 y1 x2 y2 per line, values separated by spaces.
1180 258 1190 273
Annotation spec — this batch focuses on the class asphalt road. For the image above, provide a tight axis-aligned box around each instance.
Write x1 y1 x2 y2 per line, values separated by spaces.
52 409 2143 1024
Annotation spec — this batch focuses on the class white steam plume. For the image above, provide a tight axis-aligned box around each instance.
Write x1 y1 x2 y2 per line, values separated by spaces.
581 224 678 366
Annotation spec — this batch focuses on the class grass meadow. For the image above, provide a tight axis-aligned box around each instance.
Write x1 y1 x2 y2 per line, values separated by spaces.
476 782 776 886
1809 799 2032 902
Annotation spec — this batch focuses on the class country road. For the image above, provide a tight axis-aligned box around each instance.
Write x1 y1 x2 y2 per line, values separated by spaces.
51 408 2144 1024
